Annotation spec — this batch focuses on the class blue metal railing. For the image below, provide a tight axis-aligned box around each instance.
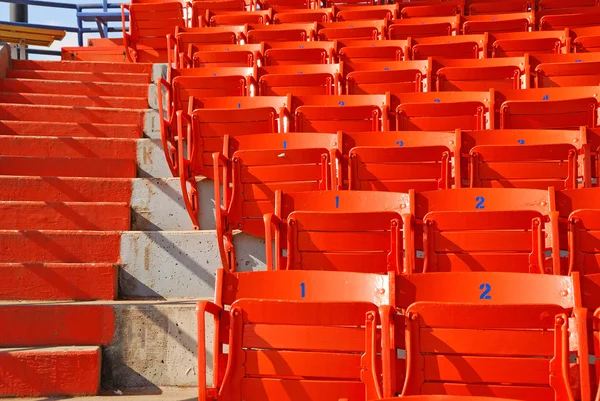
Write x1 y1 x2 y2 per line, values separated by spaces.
0 0 128 56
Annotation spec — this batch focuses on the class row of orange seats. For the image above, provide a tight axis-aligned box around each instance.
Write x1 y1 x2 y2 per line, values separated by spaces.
198 267 600 400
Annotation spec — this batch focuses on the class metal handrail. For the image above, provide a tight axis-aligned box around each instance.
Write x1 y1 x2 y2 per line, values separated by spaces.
0 0 128 54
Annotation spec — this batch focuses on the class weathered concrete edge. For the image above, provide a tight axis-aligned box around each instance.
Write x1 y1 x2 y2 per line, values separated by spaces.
0 42 11 79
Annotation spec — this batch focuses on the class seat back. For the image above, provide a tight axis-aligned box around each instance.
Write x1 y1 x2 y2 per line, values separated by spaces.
539 10 600 31
272 8 333 23
191 0 245 26
414 188 557 273
338 39 410 63
129 2 184 50
491 29 570 57
247 23 316 43
292 94 389 132
402 302 574 401
257 64 342 95
204 269 393 401
462 11 534 34
263 41 335 65
467 0 531 15
411 34 488 60
388 16 460 39
462 128 585 190
192 43 261 67
434 57 527 91
208 9 271 26
341 131 455 191
556 188 600 274
393 91 493 131
318 20 387 40
270 190 413 273
335 4 398 21
345 60 430 94
399 1 461 18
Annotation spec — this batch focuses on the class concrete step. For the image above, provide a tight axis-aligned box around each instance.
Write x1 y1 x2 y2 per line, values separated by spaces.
0 346 101 396
0 201 130 230
0 104 146 125
0 92 148 109
0 176 133 202
11 60 153 75
0 78 150 98
6 69 152 84
0 121 142 139
0 263 117 300
0 156 137 178
0 230 121 263
0 300 202 390
21 389 197 401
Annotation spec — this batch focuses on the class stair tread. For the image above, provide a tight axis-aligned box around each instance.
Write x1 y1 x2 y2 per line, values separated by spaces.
0 346 101 352
11 60 153 74
20 388 197 401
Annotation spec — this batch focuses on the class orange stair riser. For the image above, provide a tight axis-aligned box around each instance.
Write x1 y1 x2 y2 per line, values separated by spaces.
0 202 130 231
0 79 150 97
0 121 142 138
0 349 101 396
0 305 114 346
11 59 153 74
6 70 151 84
0 136 138 159
0 105 145 125
0 92 148 109
0 157 137 178
0 263 117 300
0 231 121 263
0 177 133 202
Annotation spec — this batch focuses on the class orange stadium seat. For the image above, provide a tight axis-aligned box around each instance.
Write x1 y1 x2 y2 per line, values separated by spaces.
318 20 388 40
174 95 291 226
433 57 528 91
291 94 389 132
246 23 316 42
396 274 581 400
411 34 488 60
387 16 460 39
207 9 272 26
337 39 410 63
413 188 559 274
399 1 462 18
262 41 335 65
197 269 392 401
345 60 431 94
264 190 413 273
191 43 262 68
122 1 186 62
495 86 600 129
529 53 600 87
339 130 456 191
257 64 342 95
490 29 571 57
461 11 534 34
461 128 587 190
334 4 399 21
392 91 494 131
538 9 600 32
272 7 334 23
570 26 600 52
212 133 338 269
467 0 532 15
538 0 598 9
191 0 246 27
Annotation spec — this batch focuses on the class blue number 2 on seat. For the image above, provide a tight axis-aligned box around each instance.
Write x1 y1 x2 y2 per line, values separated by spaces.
475 196 485 209
479 283 492 300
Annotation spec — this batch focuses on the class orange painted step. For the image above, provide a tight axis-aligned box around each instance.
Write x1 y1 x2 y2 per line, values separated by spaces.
0 156 136 178
0 303 114 346
0 104 145 125
0 176 132 202
0 136 138 159
0 92 148 109
0 263 117 300
0 201 130 230
62 47 129 63
88 38 123 47
0 346 101 396
0 78 150 98
0 230 121 263
6 69 151 84
11 59 153 74
0 121 142 138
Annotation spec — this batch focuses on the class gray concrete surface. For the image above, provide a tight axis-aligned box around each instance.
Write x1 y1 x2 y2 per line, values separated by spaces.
137 139 172 179
152 64 168 84
144 109 161 139
21 388 197 400
130 178 215 232
103 301 205 390
119 231 266 299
